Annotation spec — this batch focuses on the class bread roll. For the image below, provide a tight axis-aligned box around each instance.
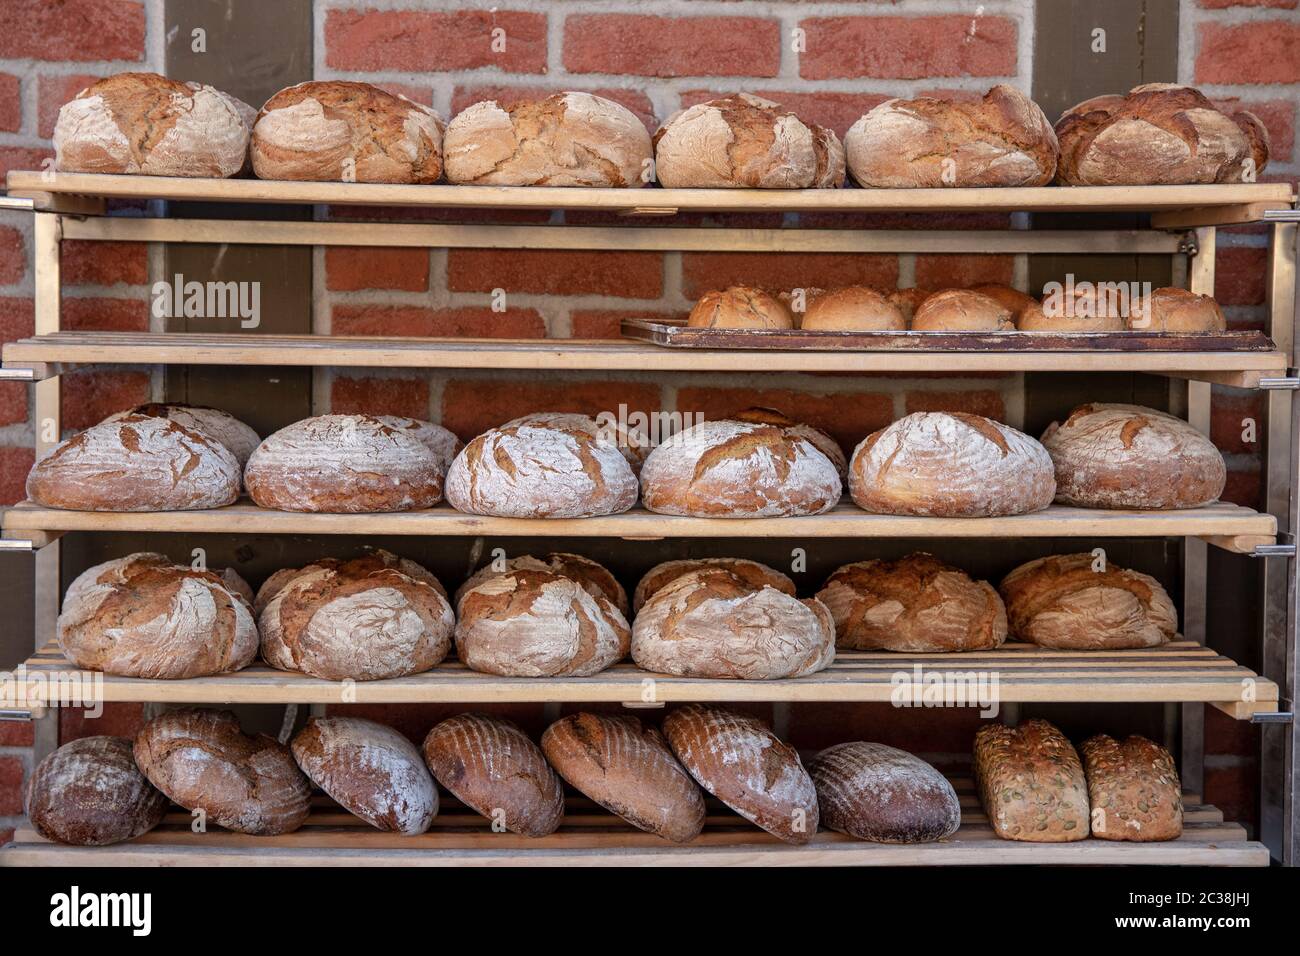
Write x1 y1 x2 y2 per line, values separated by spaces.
541 713 705 843
1018 284 1128 331
654 93 845 188
849 412 1056 517
910 289 1015 331
27 414 241 512
687 287 794 330
252 80 443 183
25 737 167 846
888 288 931 323
632 557 794 613
105 403 260 467
971 284 1038 320
291 716 437 835
1000 553 1177 649
663 704 818 845
58 552 258 679
1040 403 1226 510
974 719 1089 842
846 85 1057 188
730 406 848 479
797 286 906 332
817 553 1007 652
808 742 961 843
134 709 311 835
457 552 627 616
1056 84 1270 186
1081 735 1183 842
1128 287 1227 332
422 713 563 837
444 92 651 187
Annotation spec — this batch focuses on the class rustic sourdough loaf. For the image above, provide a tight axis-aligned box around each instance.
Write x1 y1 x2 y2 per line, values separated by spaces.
910 289 1016 331
808 742 961 843
106 403 261 467
974 719 1090 842
971 284 1039 321
687 287 794 330
378 416 462 475
1128 287 1226 332
729 406 848 479
632 557 794 613
799 286 907 332
1017 285 1128 331
456 552 627 616
1081 734 1183 842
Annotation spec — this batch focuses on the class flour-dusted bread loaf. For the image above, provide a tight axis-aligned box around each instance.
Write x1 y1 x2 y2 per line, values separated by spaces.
974 719 1089 842
632 568 835 679
654 93 845 189
53 72 252 178
1018 285 1128 331
259 551 453 681
378 416 463 475
632 557 794 613
910 289 1016 331
817 553 1007 652
730 406 848 479
252 80 443 183
1040 403 1226 510
1000 553 1177 649
455 552 627 616
971 284 1039 321
800 286 907 332
850 412 1056 517
25 737 168 846
27 413 241 512
134 709 311 835
58 552 258 679
687 287 795 330
444 92 652 187
808 742 961 844
422 713 564 837
541 713 705 843
664 704 819 845
1081 734 1183 842
105 403 261 467
1128 287 1227 332
291 716 438 835
846 85 1057 188
888 288 931 323
1056 84 1270 185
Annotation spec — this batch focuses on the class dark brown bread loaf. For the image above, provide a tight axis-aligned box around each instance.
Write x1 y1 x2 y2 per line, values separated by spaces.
1081 734 1183 842
632 557 795 613
808 742 961 843
974 719 1089 842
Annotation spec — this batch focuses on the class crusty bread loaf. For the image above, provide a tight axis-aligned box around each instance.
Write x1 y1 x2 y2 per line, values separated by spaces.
911 289 1016 331
1040 403 1226 510
106 403 260 467
58 552 258 679
1056 84 1269 185
846 85 1057 188
850 412 1056 517
817 553 1007 652
888 288 931 323
798 286 907 332
974 719 1089 842
729 406 848 479
25 737 167 846
1000 553 1177 649
633 557 794 613
971 284 1038 320
687 287 794 330
663 704 819 845
252 80 443 183
444 92 651 187
654 93 845 188
134 709 311 835
455 552 627 616
1081 734 1183 842
808 742 961 843
27 413 241 512
1017 285 1128 331
1128 287 1227 332
378 416 463 475
291 716 437 835
541 713 705 843
421 713 564 837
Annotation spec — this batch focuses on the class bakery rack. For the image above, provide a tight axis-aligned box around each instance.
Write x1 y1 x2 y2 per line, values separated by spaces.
0 172 1296 867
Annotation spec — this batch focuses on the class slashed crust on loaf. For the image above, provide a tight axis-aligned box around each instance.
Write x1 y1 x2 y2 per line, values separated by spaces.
808 742 961 843
974 719 1089 842
687 287 794 330
910 289 1016 331
106 402 261 467
456 552 628 616
729 406 848 479
377 416 463 475
1128 287 1226 332
632 557 794 613
1081 734 1183 842
799 286 907 332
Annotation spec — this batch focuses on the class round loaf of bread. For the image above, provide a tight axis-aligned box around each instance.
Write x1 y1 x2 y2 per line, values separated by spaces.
422 713 563 837
1018 285 1128 331
252 80 443 183
1040 403 1226 510
911 289 1016 331
1000 553 1177 649
1055 84 1269 185
816 553 1007 652
1128 287 1226 332
687 287 794 330
729 406 847 479
25 737 168 846
888 288 931 323
971 284 1038 320
378 416 463 474
541 713 705 843
456 552 627 616
663 704 819 845
291 716 437 835
850 412 1056 517
134 709 311 835
106 403 260 467
799 286 906 332
808 742 961 843
846 85 1057 188
632 557 794 613
654 93 845 188
58 552 258 679
444 92 651 187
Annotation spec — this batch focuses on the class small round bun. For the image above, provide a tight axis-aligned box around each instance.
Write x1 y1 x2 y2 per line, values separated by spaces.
1128 287 1226 332
456 552 627 616
800 286 906 331
911 289 1015 331
809 742 961 844
105 403 260 467
687 287 794 330
633 557 794 613
26 737 167 846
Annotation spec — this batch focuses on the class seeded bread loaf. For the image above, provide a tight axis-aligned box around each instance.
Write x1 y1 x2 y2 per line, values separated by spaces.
808 742 961 843
687 287 794 330
910 290 1016 332
1081 734 1183 842
106 403 260 467
632 557 794 613
973 719 1090 842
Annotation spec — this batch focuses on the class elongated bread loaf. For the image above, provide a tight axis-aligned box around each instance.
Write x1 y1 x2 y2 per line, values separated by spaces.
974 719 1089 842
1081 734 1183 842
26 737 168 846
808 742 961 843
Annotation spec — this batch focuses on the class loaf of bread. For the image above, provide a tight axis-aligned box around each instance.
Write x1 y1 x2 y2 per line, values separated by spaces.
444 92 651 187
541 713 705 843
654 93 845 188
729 406 848 479
816 553 1007 652
1081 734 1183 842
632 557 794 613
687 287 794 330
105 403 260 467
25 737 168 846
378 416 463 475
846 85 1057 188
134 709 311 835
808 742 961 843
1128 287 1227 332
456 552 626 616
1040 403 1226 510
800 286 907 332
1056 84 1270 186
27 414 241 512
1017 285 1127 331
910 290 1016 331
291 716 438 835
971 284 1038 320
422 713 564 837
252 80 443 183
850 412 1056 517
664 704 819 845
974 719 1089 842
888 288 931 324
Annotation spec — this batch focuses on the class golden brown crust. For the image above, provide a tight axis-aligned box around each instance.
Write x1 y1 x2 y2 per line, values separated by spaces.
455 552 627 616
687 287 794 330
888 288 932 323
729 406 848 479
799 286 906 331
971 284 1038 320
1128 287 1227 332
911 289 1015 331
974 719 1089 842
632 557 794 613
1018 285 1128 331
1081 734 1183 842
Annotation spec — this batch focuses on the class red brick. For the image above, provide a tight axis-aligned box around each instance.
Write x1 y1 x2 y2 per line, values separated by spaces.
1204 764 1258 828
0 1 144 62
1204 706 1260 757
448 249 662 298
1201 0 1296 7
564 15 780 78
0 828 12 847
0 722 33 746
62 297 148 332
60 702 146 741
800 16 1018 80
1211 389 1266 454
60 370 151 431
330 376 431 419
0 383 26 426
375 82 432 107
0 73 19 132
324 247 429 292
1216 246 1267 306
38 73 101 138
332 305 546 339
0 297 34 343
786 703 984 757
680 88 889 139
326 9 546 73
570 309 687 339
1196 22 1300 84
441 379 663 441
452 85 659 132
914 254 1015 290
0 757 22 815
1215 97 1294 163
675 387 893 455
681 252 898 298
0 446 35 505
0 146 53 180
905 390 1006 421
0 226 23 285
1223 461 1262 508
62 240 147 286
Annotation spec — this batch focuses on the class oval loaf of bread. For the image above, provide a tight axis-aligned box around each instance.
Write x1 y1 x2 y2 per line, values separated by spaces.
971 284 1039 321
808 742 961 843
911 289 1016 332
729 406 848 479
1128 287 1226 332
800 286 907 332
632 557 794 613
1081 734 1183 842
106 403 261 467
456 552 628 616
974 719 1089 842
687 287 794 330
1018 285 1128 331
378 416 463 475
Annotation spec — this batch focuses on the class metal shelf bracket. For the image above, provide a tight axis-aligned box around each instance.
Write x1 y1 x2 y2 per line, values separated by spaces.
0 709 35 722
1259 373 1300 390
1252 701 1294 724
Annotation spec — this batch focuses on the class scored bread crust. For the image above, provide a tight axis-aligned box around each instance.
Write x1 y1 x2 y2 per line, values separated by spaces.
910 289 1016 331
105 403 260 468
974 719 1090 842
376 416 463 476
687 287 795 330
729 406 848 479
799 286 907 332
632 557 794 613
1128 287 1226 332
1081 734 1183 842
455 552 628 616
